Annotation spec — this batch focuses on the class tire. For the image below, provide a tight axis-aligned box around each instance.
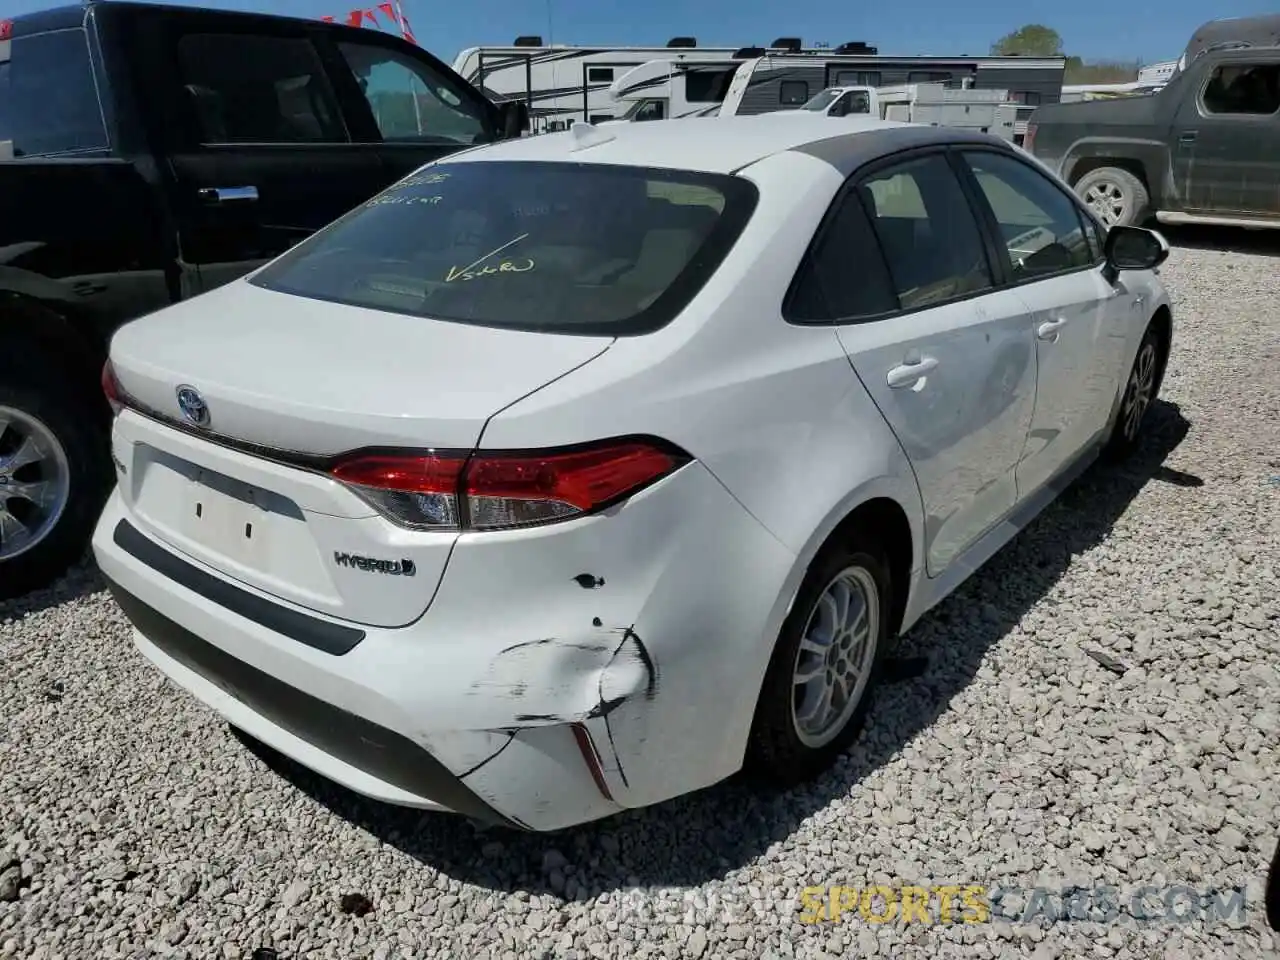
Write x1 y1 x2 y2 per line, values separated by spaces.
1266 835 1280 932
1074 166 1150 228
0 349 113 600
1104 322 1164 461
746 533 892 785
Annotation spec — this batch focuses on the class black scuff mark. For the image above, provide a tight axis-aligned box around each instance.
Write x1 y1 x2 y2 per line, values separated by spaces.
616 626 658 699
585 696 627 720
602 714 630 788
495 637 610 656
456 731 516 780
497 638 557 655
587 623 657 789
513 713 561 723
574 574 605 589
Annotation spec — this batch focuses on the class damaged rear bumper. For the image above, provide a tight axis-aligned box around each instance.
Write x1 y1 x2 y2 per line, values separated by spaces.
92 456 797 831
106 580 527 827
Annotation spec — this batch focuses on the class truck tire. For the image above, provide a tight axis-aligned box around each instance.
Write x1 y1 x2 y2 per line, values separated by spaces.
0 346 113 600
1074 166 1151 228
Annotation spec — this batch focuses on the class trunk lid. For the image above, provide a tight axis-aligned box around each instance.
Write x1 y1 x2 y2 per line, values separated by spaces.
108 279 612 628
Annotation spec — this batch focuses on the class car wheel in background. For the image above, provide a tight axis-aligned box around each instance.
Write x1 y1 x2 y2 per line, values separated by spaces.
1075 166 1150 228
0 355 112 600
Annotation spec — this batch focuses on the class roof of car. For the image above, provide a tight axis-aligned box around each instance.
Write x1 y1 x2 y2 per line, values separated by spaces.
447 115 1015 177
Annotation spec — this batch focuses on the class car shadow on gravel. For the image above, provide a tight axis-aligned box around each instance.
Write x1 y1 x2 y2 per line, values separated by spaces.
0 552 106 623
236 399 1194 896
1162 223 1280 258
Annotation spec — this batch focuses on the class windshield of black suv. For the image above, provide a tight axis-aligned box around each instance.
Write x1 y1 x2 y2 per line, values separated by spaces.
250 160 759 336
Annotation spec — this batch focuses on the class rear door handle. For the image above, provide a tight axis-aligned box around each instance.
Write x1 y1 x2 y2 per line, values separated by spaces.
886 355 938 388
199 185 259 203
1036 317 1067 341
1179 131 1197 144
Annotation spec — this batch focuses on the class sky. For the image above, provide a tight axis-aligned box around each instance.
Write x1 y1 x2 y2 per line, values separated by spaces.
8 0 1280 69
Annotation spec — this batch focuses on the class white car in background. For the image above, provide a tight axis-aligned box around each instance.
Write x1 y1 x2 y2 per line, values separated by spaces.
93 115 1173 831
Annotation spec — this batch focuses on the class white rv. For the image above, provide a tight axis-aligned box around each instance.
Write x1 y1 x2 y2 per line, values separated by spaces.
604 56 746 122
603 47 1063 141
451 36 751 132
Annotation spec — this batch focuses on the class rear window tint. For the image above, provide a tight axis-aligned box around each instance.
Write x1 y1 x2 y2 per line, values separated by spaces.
249 160 758 335
0 28 108 157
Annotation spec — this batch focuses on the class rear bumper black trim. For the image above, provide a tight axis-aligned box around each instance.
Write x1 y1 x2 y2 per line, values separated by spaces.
105 577 518 829
112 519 364 656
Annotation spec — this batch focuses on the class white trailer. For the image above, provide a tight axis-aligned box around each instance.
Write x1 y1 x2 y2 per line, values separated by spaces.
716 52 1064 143
775 83 1019 140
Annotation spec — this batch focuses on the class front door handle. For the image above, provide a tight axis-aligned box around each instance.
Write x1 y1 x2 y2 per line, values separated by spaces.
1179 130 1197 144
1036 317 1067 341
199 185 259 204
886 355 938 389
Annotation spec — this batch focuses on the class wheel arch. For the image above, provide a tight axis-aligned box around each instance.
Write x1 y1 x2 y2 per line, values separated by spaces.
0 290 108 396
772 476 925 654
1068 157 1152 192
1146 303 1173 395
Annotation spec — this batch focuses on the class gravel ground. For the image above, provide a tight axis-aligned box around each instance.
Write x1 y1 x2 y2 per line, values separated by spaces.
2 237 1278 960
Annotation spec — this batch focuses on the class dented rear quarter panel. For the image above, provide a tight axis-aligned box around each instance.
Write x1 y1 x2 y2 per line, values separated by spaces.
420 459 797 815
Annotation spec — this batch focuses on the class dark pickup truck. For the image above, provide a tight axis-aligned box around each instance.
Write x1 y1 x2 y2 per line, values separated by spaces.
0 1 528 598
1026 45 1280 230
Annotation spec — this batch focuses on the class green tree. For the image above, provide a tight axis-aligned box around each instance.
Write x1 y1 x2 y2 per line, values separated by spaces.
990 24 1064 57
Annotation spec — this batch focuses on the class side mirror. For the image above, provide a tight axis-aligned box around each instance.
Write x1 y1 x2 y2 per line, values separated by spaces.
1103 225 1170 273
498 101 530 138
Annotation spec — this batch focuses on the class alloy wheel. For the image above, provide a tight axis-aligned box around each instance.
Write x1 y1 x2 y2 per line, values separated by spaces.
790 565 880 749
1083 179 1128 226
1121 341 1158 442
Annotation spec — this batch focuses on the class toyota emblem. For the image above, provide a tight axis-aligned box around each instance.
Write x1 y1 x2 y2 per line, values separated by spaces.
175 385 210 428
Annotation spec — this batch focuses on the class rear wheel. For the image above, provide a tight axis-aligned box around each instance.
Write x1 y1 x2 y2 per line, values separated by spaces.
0 350 112 600
746 534 891 785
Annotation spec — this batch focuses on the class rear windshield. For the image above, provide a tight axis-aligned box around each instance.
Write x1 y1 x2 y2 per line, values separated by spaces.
249 159 759 336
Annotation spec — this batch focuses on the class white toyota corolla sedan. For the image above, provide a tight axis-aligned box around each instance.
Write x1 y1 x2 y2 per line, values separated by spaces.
93 115 1173 832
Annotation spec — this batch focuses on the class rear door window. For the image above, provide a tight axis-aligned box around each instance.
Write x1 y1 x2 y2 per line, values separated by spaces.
0 29 109 157
853 153 994 311
176 33 348 143
786 192 898 323
250 160 759 335
1201 62 1280 115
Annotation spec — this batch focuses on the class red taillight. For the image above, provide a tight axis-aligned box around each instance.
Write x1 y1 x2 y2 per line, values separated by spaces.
1023 122 1037 153
331 452 466 529
329 439 688 531
102 359 125 416
0 20 12 41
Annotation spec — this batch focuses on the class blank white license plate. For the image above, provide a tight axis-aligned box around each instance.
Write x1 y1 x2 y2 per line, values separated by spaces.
179 472 272 567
